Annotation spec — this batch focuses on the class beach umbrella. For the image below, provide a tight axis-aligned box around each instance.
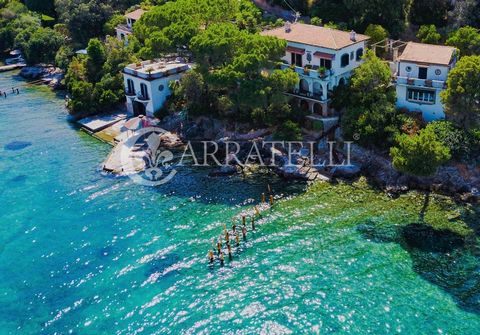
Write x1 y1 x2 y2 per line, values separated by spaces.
123 115 145 131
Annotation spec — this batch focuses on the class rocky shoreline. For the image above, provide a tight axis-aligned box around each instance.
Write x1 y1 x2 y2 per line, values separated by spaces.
351 145 480 203
19 65 65 90
158 115 479 203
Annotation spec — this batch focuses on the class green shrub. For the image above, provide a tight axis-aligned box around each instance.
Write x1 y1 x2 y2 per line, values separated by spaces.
274 121 302 141
390 126 451 176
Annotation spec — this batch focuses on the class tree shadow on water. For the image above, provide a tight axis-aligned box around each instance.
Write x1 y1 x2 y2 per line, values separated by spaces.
357 193 480 314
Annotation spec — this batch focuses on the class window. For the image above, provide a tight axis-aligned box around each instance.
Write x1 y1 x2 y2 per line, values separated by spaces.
320 58 332 69
126 79 135 94
140 83 149 100
407 88 435 104
290 53 302 67
356 48 363 61
405 66 412 73
341 54 349 67
159 84 165 91
418 67 428 80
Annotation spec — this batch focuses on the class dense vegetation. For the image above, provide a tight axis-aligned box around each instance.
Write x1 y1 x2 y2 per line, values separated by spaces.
0 0 479 173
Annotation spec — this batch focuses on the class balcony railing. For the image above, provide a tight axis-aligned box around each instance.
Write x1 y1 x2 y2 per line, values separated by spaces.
287 89 325 101
116 24 133 33
125 88 136 97
394 76 446 89
136 93 150 101
280 63 334 80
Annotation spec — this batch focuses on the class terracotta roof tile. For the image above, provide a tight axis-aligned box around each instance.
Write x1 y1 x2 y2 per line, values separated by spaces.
260 23 369 50
398 42 456 66
125 9 145 21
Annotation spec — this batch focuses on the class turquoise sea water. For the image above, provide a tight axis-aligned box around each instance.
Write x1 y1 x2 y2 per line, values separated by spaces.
0 72 480 334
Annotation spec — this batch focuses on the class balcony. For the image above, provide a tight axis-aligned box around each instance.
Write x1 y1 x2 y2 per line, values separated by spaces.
136 93 150 102
280 63 334 80
394 76 446 89
286 89 325 102
125 88 136 97
116 24 133 34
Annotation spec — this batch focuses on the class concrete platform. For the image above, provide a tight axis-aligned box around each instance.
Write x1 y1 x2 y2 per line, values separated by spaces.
0 64 26 72
78 112 129 133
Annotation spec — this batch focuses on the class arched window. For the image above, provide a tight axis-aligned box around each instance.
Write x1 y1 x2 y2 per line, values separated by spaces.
341 54 349 67
356 48 364 61
140 83 149 100
126 79 135 95
299 79 310 94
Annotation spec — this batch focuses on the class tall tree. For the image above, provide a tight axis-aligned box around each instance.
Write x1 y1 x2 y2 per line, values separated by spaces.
54 0 114 46
341 50 400 148
25 0 56 16
309 0 409 37
409 0 450 26
17 27 64 64
390 126 451 176
86 38 106 83
417 25 442 44
441 55 480 129
448 0 480 29
446 26 480 57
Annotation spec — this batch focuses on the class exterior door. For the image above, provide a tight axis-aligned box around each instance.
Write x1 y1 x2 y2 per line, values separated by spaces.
133 101 146 116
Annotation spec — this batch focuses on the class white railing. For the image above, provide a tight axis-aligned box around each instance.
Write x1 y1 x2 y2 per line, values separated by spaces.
280 63 334 80
395 76 446 89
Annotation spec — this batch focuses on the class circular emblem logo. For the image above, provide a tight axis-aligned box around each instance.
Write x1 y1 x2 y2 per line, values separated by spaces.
119 127 177 186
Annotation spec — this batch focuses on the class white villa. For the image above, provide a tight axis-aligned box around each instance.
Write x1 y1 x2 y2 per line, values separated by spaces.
394 42 457 121
115 9 145 45
123 60 190 117
261 23 370 119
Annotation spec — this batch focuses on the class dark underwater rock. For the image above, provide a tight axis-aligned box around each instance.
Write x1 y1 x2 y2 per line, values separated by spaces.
4 141 32 151
402 223 465 253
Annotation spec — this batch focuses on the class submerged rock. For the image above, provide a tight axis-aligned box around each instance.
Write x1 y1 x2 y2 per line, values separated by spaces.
402 223 465 253
19 66 46 80
209 165 239 177
4 141 32 151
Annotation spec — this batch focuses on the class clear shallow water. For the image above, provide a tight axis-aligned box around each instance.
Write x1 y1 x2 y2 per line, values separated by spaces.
0 72 479 334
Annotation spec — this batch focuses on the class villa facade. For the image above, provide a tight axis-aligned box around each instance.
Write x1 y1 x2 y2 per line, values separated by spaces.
394 42 457 121
123 60 190 117
115 9 145 45
261 23 370 120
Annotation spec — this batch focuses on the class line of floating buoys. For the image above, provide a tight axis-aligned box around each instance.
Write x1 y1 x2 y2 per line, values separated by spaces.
207 185 278 267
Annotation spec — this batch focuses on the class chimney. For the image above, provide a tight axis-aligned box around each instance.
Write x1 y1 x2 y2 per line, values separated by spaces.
350 30 356 42
285 21 292 33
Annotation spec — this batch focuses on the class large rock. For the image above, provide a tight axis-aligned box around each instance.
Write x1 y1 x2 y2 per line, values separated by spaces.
19 66 65 90
331 164 361 179
20 66 47 79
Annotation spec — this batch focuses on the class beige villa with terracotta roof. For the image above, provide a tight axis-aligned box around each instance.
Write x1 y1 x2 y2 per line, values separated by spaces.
261 22 369 125
394 42 457 121
115 9 145 45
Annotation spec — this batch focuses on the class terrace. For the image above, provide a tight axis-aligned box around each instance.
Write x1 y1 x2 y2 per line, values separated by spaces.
124 60 190 80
